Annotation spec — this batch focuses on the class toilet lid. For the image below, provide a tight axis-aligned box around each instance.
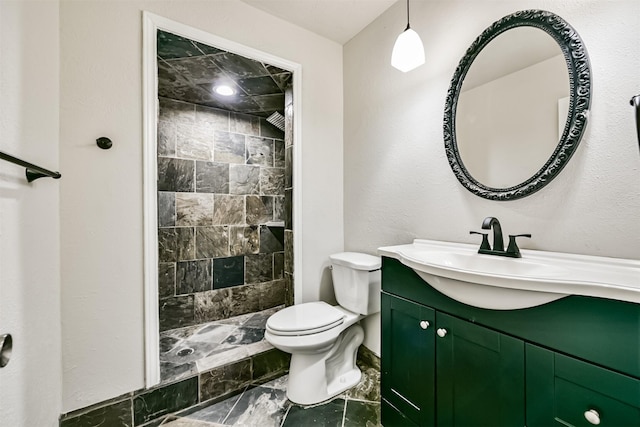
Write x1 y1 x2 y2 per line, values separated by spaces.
267 302 345 336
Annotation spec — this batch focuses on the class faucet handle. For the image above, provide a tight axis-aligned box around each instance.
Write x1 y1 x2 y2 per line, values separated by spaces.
506 234 532 258
470 231 491 251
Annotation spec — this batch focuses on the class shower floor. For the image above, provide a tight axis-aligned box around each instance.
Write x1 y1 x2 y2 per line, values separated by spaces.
160 306 283 384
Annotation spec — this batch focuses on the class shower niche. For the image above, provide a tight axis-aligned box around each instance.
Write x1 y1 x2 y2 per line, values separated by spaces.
154 30 295 383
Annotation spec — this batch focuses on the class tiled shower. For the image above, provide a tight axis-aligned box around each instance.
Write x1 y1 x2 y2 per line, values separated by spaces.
155 30 295 382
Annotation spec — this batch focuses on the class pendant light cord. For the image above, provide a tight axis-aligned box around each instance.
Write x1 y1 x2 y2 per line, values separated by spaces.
405 0 411 30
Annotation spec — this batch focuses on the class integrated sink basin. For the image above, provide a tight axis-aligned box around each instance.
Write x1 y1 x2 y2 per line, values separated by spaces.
378 239 640 310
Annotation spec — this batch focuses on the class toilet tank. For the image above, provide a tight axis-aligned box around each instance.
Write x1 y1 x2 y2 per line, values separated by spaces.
329 252 381 315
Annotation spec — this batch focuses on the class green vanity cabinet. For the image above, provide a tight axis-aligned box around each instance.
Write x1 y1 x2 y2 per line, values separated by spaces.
381 256 640 427
381 293 525 427
435 312 524 427
526 345 640 426
381 293 435 427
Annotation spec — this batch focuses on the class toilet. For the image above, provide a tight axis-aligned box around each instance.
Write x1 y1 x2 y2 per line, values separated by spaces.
265 252 381 405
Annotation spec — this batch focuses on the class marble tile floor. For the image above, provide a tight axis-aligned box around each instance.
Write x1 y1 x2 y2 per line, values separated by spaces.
160 306 283 384
156 375 381 427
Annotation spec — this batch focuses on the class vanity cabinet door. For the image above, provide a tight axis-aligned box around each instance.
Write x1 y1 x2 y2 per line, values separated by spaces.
435 312 525 427
381 292 435 427
526 344 640 427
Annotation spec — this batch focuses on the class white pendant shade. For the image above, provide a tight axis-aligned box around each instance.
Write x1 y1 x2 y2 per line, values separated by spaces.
391 27 425 72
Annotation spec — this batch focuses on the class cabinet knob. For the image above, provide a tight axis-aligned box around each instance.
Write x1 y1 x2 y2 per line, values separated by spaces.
419 320 430 330
584 409 601 425
437 328 448 338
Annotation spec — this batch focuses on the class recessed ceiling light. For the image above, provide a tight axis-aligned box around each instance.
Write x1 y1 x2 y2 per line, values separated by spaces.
213 84 235 96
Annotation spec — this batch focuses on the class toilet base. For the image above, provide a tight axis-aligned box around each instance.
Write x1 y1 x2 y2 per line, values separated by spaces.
286 324 364 405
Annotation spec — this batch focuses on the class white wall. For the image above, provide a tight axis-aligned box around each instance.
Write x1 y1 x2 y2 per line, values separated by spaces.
344 0 640 355
60 0 343 413
0 1 62 425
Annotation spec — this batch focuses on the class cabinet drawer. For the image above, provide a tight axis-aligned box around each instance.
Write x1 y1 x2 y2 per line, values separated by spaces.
526 344 640 427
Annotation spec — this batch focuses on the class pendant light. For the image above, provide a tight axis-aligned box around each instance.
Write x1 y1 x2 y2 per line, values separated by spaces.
391 0 425 72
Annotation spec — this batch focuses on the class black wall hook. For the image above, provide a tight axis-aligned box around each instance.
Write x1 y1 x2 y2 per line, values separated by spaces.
96 137 113 150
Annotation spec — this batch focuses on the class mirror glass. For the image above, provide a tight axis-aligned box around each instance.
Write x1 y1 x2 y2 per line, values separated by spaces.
443 10 591 200
456 27 569 188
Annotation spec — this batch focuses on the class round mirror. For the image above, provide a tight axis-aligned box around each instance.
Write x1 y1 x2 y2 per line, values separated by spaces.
443 10 591 200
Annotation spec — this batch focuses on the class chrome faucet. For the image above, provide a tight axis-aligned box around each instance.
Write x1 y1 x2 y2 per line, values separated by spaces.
470 217 531 258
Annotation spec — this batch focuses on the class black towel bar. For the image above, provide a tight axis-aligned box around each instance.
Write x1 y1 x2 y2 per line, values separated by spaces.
0 151 61 182
631 94 640 152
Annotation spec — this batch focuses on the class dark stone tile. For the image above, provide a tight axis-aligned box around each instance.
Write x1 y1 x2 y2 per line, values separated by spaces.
209 52 270 79
158 192 176 227
237 75 282 96
245 253 273 284
214 131 245 164
345 364 380 403
284 189 293 230
176 122 214 161
283 399 345 427
259 280 286 310
252 349 290 382
284 230 293 274
200 358 252 401
160 84 213 107
158 157 194 192
195 105 229 133
223 327 264 346
213 256 244 289
176 193 214 227
158 228 195 262
223 386 289 426
159 296 195 331
133 377 198 425
270 72 292 91
246 195 273 225
194 289 232 323
158 263 175 298
212 194 244 225
242 311 271 329
273 252 284 280
274 139 285 168
230 226 260 256
358 345 381 371
273 196 284 223
157 30 203 59
285 145 293 188
260 168 284 196
194 42 223 56
229 164 260 195
165 56 226 86
246 136 273 167
157 119 176 157
176 260 213 294
260 225 284 253
159 98 196 124
230 112 260 136
159 361 197 385
260 117 285 139
229 284 261 317
284 273 294 307
178 393 242 424
195 226 229 258
196 161 228 194
159 335 180 353
254 94 285 113
60 399 132 427
344 401 381 427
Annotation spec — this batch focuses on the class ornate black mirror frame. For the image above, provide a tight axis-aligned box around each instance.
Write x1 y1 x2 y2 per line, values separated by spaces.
443 10 591 201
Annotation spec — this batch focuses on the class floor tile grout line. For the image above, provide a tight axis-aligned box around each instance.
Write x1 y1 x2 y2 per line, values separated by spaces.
340 398 348 427
279 401 292 427
221 385 248 425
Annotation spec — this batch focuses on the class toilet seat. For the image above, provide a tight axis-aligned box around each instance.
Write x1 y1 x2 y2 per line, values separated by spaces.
266 302 345 337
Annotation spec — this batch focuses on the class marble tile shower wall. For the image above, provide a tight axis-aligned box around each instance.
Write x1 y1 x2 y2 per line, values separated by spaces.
157 97 291 331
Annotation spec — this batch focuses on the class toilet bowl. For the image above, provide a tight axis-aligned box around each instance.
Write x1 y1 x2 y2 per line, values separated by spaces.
265 252 381 405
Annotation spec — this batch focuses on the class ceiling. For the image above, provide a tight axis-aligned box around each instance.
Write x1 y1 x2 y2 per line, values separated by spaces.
157 30 292 117
240 0 398 44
